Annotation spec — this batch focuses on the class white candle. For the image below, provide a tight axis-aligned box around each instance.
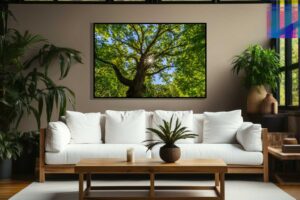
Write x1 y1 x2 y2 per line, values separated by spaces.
127 148 135 163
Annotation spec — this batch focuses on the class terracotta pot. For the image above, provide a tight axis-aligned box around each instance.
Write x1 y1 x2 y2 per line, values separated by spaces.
159 145 181 163
261 93 278 114
247 85 267 114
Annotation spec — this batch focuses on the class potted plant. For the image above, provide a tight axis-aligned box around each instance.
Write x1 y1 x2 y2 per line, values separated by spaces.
13 131 39 175
232 45 281 114
144 116 197 163
0 131 22 179
0 8 82 178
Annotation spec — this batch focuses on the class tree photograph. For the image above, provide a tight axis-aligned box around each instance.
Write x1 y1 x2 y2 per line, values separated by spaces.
94 23 206 98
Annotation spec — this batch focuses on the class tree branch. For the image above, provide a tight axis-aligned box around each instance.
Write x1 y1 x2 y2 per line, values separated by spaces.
96 57 132 86
138 25 145 54
144 25 181 56
146 65 172 76
154 43 187 58
130 24 143 53
144 25 164 55
115 47 139 64
110 30 140 53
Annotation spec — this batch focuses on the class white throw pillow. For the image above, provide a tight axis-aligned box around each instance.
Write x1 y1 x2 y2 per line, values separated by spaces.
203 110 243 144
46 121 71 152
105 110 146 144
236 122 262 152
193 114 204 143
66 111 102 144
152 110 194 144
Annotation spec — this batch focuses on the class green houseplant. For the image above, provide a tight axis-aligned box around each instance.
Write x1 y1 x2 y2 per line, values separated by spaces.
0 8 82 177
0 131 22 179
232 45 281 114
13 131 39 174
144 116 197 163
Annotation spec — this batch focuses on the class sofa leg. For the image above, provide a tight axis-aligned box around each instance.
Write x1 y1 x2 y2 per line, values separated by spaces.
39 168 45 183
264 171 269 182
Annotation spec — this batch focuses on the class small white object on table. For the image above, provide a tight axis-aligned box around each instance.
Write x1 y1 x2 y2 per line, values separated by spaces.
127 148 135 163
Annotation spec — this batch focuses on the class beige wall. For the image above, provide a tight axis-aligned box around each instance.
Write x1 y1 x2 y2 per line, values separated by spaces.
10 4 268 130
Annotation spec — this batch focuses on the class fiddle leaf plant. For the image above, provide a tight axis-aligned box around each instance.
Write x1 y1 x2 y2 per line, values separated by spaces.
144 115 198 151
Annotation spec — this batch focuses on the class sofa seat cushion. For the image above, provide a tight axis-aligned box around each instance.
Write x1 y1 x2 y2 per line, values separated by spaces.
45 144 151 165
151 144 263 165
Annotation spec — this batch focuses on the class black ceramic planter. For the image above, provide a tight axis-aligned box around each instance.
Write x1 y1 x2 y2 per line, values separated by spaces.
13 153 36 175
0 159 12 179
159 145 181 163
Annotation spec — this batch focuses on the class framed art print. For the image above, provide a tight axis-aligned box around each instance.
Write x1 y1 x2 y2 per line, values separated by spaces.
93 23 206 98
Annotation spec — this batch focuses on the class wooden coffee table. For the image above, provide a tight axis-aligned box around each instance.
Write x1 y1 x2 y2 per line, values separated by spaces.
75 158 227 200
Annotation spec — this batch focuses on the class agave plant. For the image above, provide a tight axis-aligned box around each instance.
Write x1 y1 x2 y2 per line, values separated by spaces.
144 115 198 151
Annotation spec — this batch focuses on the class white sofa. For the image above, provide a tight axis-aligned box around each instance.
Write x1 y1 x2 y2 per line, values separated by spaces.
39 110 269 182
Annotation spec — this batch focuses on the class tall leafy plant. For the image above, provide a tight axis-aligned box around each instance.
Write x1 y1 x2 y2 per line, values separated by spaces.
232 45 281 90
0 7 82 132
0 131 22 160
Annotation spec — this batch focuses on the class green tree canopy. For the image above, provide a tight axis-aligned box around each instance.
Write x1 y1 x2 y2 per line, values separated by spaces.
94 23 206 98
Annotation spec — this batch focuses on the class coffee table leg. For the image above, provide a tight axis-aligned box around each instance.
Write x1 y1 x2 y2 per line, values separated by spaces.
219 172 225 200
79 173 84 200
215 173 220 186
149 173 155 198
86 173 91 195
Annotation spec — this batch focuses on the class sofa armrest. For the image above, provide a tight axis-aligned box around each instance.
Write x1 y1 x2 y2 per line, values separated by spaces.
46 122 71 152
262 128 269 154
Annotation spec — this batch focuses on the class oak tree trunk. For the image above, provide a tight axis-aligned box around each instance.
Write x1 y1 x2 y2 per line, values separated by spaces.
126 63 146 97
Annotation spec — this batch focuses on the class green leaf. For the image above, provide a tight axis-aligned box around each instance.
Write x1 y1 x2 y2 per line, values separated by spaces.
232 44 281 90
144 116 197 151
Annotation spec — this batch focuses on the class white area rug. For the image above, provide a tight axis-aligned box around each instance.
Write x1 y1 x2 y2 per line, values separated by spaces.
10 180 295 200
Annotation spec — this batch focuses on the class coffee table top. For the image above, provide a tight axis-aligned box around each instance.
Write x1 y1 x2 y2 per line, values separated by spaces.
75 158 227 173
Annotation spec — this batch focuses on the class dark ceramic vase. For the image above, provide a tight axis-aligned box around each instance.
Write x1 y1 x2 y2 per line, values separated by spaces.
0 159 12 179
159 145 181 163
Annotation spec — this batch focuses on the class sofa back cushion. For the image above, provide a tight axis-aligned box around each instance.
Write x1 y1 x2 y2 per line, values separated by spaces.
193 114 204 143
105 110 146 144
203 110 243 144
101 112 203 143
152 110 194 144
236 122 262 152
46 121 71 152
66 111 102 144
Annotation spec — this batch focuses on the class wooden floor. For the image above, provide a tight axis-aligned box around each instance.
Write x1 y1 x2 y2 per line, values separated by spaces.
0 179 31 200
278 185 300 200
0 178 299 200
